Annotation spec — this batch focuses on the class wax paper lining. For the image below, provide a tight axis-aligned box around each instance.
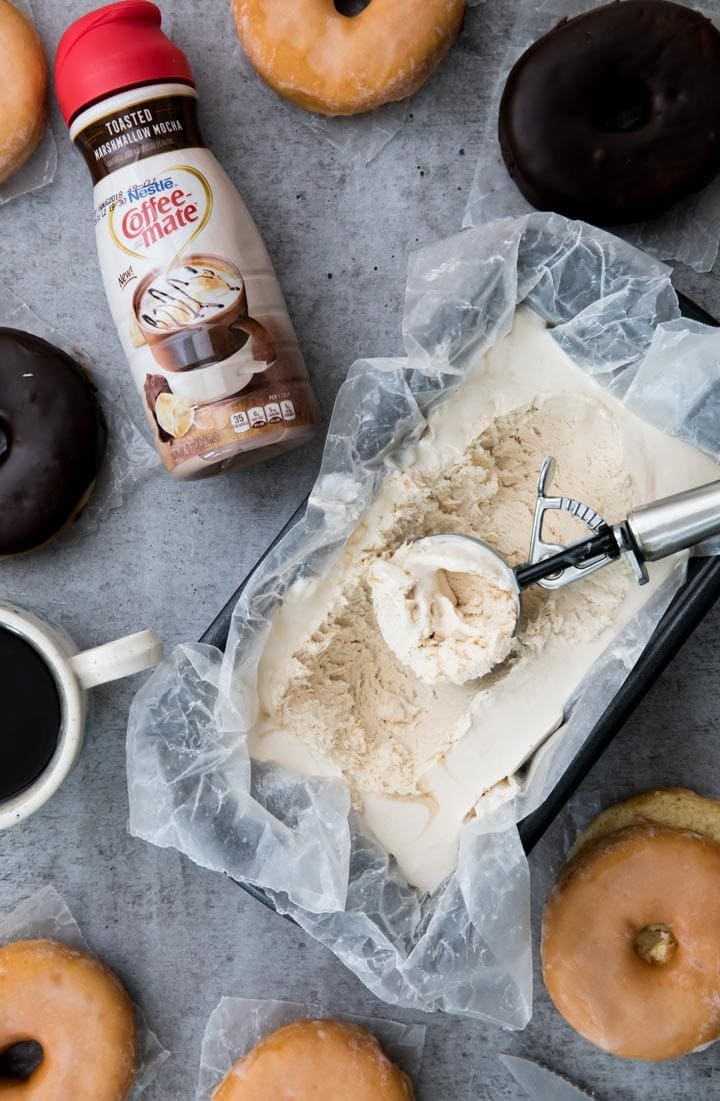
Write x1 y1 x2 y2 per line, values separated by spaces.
127 212 720 1028
0 886 168 1096
231 0 484 164
463 0 720 273
0 287 158 546
0 0 57 205
196 997 425 1100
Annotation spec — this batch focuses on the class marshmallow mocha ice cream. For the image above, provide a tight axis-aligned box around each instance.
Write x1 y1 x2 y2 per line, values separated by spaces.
368 536 519 686
249 310 720 892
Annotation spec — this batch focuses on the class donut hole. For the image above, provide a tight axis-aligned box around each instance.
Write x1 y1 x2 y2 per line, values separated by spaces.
0 1040 44 1081
334 0 372 16
589 75 652 133
633 922 678 966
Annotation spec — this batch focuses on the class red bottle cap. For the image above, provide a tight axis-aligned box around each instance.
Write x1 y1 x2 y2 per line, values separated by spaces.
55 1 194 126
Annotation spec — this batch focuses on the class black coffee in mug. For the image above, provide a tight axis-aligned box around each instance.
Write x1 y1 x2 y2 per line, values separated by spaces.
0 628 61 801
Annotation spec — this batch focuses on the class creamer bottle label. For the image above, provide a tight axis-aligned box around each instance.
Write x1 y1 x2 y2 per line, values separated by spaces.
71 84 318 479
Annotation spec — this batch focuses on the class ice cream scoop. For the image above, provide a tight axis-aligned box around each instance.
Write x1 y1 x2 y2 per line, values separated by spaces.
394 456 720 680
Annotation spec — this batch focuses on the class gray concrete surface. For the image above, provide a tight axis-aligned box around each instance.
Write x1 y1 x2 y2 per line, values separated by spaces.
3 0 720 1097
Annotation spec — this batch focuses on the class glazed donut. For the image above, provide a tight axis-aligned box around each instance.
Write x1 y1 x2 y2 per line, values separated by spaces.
0 939 137 1099
0 329 107 557
569 786 720 859
499 0 720 225
0 0 48 181
231 0 467 116
212 1019 415 1100
542 799 720 1061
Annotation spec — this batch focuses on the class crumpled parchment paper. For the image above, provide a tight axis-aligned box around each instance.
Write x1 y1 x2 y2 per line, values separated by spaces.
127 212 720 1027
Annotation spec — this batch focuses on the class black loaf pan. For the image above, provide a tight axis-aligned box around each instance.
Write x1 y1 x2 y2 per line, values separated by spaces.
200 293 720 907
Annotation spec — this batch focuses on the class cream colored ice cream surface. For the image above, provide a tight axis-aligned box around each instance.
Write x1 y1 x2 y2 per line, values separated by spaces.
368 535 520 685
249 309 720 893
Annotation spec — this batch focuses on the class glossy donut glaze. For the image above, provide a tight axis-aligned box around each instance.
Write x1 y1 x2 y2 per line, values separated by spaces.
542 823 720 1060
232 0 466 116
0 939 137 1099
0 329 106 556
212 1019 415 1100
499 0 720 224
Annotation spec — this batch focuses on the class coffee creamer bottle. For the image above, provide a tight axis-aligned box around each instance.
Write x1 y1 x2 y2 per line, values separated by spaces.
55 1 320 479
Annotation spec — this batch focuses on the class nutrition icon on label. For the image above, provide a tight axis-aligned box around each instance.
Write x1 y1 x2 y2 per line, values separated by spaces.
232 400 297 434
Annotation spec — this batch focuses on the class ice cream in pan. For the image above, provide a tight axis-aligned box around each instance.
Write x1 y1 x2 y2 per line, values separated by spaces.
373 453 720 686
249 309 720 893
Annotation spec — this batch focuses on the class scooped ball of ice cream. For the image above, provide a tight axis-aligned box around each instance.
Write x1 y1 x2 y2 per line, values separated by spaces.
368 535 519 686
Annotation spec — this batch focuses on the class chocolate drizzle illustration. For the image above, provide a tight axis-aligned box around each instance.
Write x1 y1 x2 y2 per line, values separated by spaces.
140 264 242 331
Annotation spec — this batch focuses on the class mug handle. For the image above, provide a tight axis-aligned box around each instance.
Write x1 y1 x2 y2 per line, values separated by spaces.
230 315 278 365
68 630 163 690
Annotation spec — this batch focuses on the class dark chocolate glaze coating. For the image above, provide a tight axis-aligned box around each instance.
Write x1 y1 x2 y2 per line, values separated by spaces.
0 329 107 555
499 0 720 225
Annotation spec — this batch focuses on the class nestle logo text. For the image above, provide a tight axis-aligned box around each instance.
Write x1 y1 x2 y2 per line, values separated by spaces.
127 177 175 202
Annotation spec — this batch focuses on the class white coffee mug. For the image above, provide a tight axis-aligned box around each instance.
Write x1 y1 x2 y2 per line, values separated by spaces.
0 600 163 829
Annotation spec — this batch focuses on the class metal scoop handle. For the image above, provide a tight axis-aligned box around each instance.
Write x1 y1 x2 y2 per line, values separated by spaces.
515 527 620 590
626 478 720 561
516 476 720 591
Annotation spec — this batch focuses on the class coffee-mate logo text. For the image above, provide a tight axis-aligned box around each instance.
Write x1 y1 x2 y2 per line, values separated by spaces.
122 186 197 249
109 165 213 261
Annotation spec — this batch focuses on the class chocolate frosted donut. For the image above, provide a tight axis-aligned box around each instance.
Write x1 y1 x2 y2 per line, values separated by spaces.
499 0 720 225
0 329 107 556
